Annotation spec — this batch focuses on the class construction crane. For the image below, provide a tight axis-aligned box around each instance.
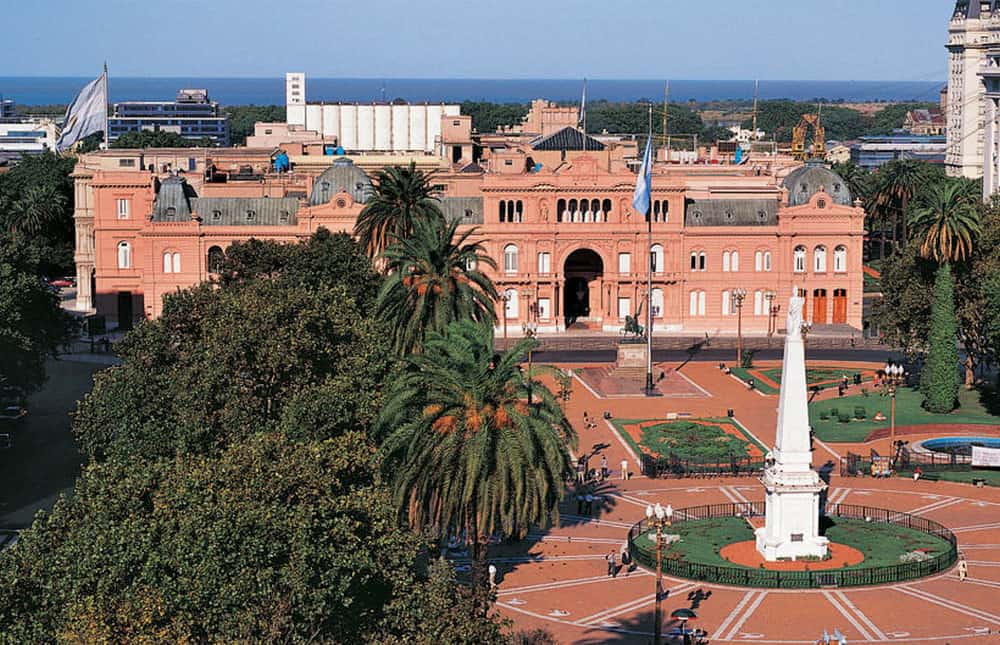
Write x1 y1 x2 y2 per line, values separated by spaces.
791 113 826 161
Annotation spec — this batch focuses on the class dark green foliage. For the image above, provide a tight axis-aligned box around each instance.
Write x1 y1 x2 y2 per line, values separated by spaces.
740 349 755 369
0 152 78 276
0 235 72 394
868 103 939 136
0 433 425 642
377 217 498 355
838 413 851 424
225 105 286 145
854 406 867 419
110 130 206 148
921 263 960 413
460 101 529 133
874 243 938 357
355 162 445 259
741 100 866 142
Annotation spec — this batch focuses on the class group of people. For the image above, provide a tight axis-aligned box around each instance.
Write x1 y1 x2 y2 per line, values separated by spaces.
869 458 892 478
605 543 633 578
575 453 630 484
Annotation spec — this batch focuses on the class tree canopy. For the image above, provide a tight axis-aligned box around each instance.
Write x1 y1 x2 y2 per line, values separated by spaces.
110 130 209 148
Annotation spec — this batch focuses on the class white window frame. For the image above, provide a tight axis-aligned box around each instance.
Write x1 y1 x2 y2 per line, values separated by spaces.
834 245 847 273
172 252 181 274
163 252 172 273
503 245 518 274
116 198 130 220
755 251 763 272
794 246 806 273
722 290 731 316
651 288 663 318
618 252 631 274
618 297 631 319
764 251 772 272
537 252 551 275
651 244 664 274
814 246 827 273
731 250 739 272
117 241 131 269
504 289 519 318
722 251 731 273
537 297 551 321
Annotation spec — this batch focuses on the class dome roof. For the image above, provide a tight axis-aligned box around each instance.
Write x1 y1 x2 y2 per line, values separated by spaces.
782 161 852 207
309 158 371 206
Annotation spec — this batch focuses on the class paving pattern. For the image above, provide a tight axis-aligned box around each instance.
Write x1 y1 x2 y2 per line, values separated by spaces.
493 360 1000 643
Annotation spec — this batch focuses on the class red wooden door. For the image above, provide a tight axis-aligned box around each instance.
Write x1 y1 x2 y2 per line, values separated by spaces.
833 289 847 324
812 289 828 325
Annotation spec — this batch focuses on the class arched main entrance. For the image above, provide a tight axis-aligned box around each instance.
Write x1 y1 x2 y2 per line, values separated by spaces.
564 249 604 328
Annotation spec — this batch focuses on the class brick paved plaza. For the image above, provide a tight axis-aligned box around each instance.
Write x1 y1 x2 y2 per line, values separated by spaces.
489 360 1000 643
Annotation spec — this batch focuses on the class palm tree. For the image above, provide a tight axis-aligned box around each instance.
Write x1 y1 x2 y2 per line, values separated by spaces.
910 180 982 264
5 184 67 235
354 162 444 260
376 217 498 355
870 160 928 251
379 321 576 613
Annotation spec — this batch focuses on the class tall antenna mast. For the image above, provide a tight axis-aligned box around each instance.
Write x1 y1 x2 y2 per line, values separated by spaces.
662 81 670 161
751 79 759 143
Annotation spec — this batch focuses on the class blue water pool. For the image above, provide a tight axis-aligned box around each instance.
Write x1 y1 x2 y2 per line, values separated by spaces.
921 437 1000 456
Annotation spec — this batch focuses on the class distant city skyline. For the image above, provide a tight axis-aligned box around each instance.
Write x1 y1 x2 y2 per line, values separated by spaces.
11 0 947 81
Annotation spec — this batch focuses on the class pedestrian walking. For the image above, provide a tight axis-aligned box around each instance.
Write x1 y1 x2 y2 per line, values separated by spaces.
488 563 498 591
576 460 585 484
958 554 968 581
576 493 585 515
620 543 631 576
605 550 617 577
620 458 629 480
585 493 594 515
600 456 608 480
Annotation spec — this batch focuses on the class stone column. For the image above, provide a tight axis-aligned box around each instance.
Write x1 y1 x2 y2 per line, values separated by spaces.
984 97 996 200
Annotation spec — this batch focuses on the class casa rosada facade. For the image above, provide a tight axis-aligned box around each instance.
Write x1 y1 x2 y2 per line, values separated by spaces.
72 135 864 336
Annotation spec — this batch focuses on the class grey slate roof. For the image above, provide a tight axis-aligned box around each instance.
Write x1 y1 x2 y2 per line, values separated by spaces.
441 197 484 225
954 0 999 19
192 197 299 226
684 199 778 227
530 127 605 151
309 158 371 205
782 160 853 207
151 175 196 221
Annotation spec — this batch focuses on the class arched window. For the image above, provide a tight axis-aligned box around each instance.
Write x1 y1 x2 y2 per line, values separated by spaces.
557 199 567 222
764 251 772 272
537 252 551 274
117 241 131 269
652 288 664 318
499 200 507 223
207 246 225 273
722 251 731 273
754 290 764 316
699 291 706 316
754 251 762 272
503 244 519 274
568 199 579 222
731 251 739 272
602 198 612 221
163 252 172 273
689 291 699 316
814 246 827 273
515 200 523 222
793 246 806 273
699 252 706 271
504 288 519 319
690 252 698 271
590 199 600 222
834 245 847 273
722 290 731 316
650 244 664 273
172 252 181 274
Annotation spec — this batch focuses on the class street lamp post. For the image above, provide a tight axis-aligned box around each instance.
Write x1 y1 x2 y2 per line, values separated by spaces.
522 318 538 405
645 502 674 645
733 288 747 365
499 292 510 343
764 290 776 344
883 362 904 466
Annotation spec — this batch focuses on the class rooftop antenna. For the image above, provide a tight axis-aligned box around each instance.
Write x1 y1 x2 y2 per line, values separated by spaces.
751 79 759 143
580 78 587 153
662 80 670 161
380 80 386 103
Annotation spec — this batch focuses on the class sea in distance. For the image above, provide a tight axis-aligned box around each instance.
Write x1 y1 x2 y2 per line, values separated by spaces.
0 77 944 106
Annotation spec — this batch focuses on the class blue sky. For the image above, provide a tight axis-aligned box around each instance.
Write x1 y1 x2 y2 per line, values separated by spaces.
12 0 948 80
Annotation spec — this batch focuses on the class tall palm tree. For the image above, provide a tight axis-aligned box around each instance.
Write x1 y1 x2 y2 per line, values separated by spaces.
379 321 576 613
910 180 982 264
354 162 444 260
377 217 498 355
871 160 928 251
5 184 67 235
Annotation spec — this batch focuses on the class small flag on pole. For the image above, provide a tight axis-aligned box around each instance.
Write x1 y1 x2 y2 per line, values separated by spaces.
578 78 587 129
632 134 653 216
56 69 107 152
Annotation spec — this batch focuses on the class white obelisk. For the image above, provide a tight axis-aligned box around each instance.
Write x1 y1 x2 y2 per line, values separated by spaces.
756 292 829 561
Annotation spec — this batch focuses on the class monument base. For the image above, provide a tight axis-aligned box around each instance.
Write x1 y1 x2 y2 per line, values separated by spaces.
755 467 830 561
616 340 648 369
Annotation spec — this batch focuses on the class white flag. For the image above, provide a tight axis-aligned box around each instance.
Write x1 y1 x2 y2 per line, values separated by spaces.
632 135 652 215
56 71 107 152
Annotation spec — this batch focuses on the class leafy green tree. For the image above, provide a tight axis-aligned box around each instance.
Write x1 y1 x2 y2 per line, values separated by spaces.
379 321 576 612
224 105 286 145
110 130 195 148
871 160 934 250
354 162 445 259
460 101 529 133
873 244 937 357
869 103 939 135
5 183 67 236
0 432 426 642
73 276 391 462
831 161 870 203
921 262 960 412
909 179 982 263
0 235 72 394
377 217 498 355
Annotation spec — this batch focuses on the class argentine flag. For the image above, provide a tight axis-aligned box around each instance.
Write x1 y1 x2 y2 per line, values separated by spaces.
56 70 107 152
632 135 652 216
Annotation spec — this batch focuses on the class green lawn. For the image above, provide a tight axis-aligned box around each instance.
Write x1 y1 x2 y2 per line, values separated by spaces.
613 417 766 461
634 516 952 570
731 366 870 396
895 468 1000 487
809 386 1000 443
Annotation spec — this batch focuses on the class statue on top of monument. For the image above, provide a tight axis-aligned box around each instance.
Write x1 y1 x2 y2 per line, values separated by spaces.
786 290 805 338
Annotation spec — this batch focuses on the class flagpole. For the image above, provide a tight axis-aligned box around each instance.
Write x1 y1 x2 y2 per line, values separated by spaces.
645 104 654 395
103 62 109 149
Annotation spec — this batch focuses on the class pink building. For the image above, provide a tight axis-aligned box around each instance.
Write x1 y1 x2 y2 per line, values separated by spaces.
73 116 864 337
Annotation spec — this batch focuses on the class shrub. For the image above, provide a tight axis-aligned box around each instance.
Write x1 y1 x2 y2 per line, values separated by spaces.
854 406 867 419
838 413 851 424
740 349 756 369
830 407 839 417
819 412 829 420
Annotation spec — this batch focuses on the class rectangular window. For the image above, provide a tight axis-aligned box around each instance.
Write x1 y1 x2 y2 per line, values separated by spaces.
618 252 631 274
116 198 130 219
618 297 631 319
118 158 135 167
537 298 551 321
537 252 551 275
